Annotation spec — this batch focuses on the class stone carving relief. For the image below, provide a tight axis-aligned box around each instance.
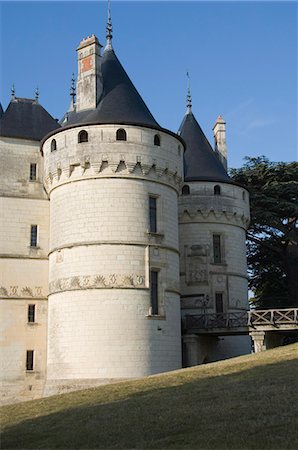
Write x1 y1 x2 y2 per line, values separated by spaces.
185 245 208 286
181 294 209 309
0 286 44 298
49 273 145 294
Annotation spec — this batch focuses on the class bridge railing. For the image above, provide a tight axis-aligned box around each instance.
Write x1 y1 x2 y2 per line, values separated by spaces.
185 308 298 331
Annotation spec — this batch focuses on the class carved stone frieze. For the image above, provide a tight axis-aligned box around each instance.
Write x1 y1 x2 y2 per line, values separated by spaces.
49 273 146 294
0 286 44 298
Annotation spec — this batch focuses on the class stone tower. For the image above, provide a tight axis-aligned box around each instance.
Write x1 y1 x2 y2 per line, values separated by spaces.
42 18 184 394
178 95 251 365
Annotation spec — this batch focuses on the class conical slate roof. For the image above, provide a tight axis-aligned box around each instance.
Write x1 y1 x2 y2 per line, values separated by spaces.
178 110 231 183
0 98 60 141
0 102 3 119
64 48 160 129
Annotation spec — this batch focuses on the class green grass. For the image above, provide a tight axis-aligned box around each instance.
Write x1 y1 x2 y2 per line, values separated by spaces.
1 344 298 449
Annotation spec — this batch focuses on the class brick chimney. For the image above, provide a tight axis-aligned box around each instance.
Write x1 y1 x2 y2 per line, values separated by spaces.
76 35 103 112
213 115 227 171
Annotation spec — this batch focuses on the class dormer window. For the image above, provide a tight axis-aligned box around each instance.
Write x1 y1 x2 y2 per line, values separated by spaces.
154 134 160 146
214 185 221 196
182 185 190 195
78 130 88 143
51 139 57 152
116 128 127 141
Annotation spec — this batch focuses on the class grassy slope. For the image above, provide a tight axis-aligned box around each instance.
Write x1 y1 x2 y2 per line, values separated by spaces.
1 344 298 450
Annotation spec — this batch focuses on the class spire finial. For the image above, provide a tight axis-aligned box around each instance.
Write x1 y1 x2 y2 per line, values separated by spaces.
105 0 113 50
70 73 76 108
11 83 16 100
186 71 192 113
35 87 39 103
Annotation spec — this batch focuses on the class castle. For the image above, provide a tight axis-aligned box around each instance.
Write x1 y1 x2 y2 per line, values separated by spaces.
0 11 251 404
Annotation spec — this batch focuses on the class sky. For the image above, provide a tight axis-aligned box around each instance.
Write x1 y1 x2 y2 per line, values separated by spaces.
0 1 297 168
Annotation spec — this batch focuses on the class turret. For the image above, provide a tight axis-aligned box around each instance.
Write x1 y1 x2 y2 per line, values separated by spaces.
42 9 184 394
178 89 250 366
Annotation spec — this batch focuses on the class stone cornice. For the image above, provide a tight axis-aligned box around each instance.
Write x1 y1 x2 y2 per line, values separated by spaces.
179 208 250 229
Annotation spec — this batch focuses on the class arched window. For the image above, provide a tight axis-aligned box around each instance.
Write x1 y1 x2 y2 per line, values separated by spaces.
51 139 57 152
214 185 221 195
78 130 88 143
116 128 127 141
182 185 190 195
154 134 160 146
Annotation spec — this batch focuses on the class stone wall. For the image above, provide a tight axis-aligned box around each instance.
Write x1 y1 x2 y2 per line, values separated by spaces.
0 137 49 404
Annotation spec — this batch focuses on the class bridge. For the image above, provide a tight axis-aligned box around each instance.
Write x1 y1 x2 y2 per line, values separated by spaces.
183 308 298 352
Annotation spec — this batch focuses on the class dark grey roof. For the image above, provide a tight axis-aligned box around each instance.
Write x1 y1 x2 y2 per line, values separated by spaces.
63 48 160 129
0 103 3 119
0 97 60 141
178 110 231 183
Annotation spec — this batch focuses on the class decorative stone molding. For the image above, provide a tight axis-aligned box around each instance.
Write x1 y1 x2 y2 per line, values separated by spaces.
0 285 44 298
179 207 250 228
49 273 146 294
44 159 183 193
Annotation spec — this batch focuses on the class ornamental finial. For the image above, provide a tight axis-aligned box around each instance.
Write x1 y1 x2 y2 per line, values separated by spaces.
35 87 39 103
186 71 192 113
70 73 76 106
105 0 113 50
11 83 16 100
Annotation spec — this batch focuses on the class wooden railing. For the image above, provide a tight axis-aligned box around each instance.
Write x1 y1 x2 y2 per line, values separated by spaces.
185 308 298 331
248 308 298 327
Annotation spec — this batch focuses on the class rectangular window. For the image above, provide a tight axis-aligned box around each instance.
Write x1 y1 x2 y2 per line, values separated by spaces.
150 270 158 315
28 304 35 323
149 196 157 233
215 293 224 314
29 163 37 181
26 350 34 371
30 225 38 247
213 234 222 263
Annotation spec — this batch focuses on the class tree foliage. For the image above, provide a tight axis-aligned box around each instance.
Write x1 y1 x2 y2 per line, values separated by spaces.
230 157 298 309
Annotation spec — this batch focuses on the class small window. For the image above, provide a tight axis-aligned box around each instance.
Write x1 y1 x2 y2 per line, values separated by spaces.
213 234 222 264
116 128 126 141
215 293 224 314
29 164 37 181
149 196 157 233
51 139 57 152
30 225 38 247
28 305 35 323
154 134 160 146
182 185 190 195
150 270 159 315
242 191 246 201
78 130 88 143
214 185 221 195
26 350 34 371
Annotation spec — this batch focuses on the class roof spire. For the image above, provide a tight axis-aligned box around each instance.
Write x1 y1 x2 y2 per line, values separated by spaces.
105 0 113 51
70 73 76 109
35 87 39 103
11 83 16 101
186 71 192 114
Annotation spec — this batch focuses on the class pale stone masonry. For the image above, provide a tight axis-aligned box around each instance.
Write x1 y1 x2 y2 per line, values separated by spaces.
0 26 251 403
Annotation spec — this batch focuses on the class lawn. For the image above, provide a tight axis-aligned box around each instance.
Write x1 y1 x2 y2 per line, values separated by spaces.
1 343 298 449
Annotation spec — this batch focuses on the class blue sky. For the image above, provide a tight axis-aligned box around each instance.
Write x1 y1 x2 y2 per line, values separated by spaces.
0 1 297 168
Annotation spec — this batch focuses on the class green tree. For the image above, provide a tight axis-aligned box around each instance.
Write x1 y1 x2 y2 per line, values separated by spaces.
230 157 298 309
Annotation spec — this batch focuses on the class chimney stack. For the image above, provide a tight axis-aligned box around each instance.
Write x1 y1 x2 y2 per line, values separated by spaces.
213 115 227 171
76 35 103 112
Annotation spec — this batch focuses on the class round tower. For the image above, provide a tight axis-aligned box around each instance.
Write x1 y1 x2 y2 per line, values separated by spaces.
42 28 184 393
178 96 250 366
